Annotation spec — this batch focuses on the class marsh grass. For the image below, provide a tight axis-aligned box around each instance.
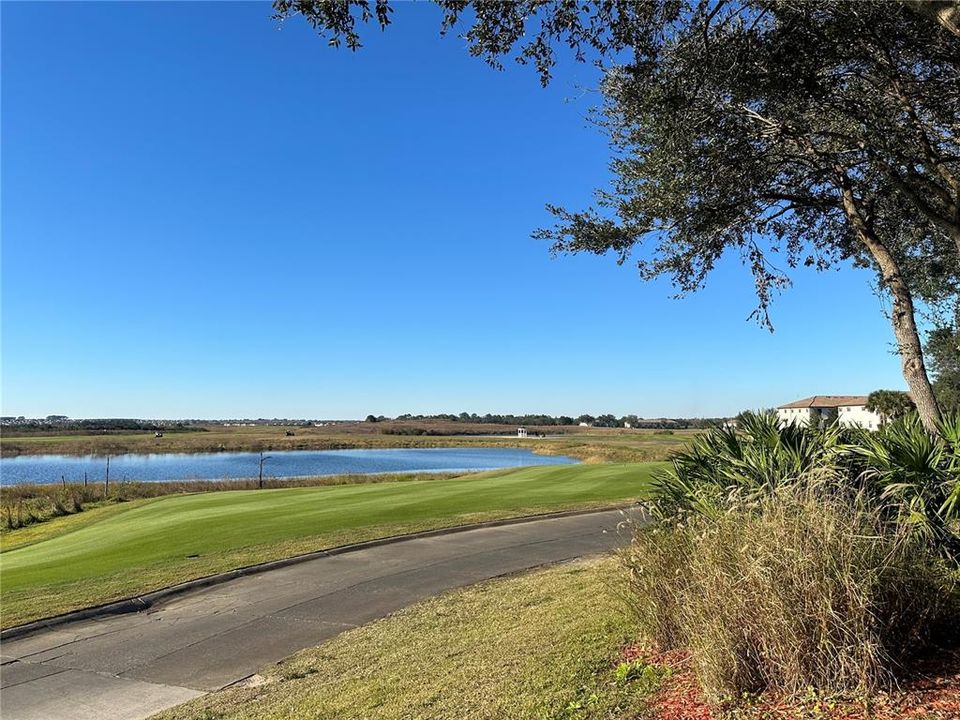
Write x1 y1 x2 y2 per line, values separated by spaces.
623 487 959 703
1 422 696 464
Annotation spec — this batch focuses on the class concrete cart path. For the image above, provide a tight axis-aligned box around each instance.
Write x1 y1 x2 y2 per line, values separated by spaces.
0 508 635 720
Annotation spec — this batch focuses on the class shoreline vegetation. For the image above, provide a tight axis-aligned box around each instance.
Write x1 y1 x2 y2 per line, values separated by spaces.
0 420 697 463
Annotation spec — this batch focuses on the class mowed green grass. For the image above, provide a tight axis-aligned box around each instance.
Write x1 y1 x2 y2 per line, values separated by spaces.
154 557 658 720
0 462 660 628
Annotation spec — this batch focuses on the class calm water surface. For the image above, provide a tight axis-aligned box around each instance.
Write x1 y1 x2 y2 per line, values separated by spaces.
0 447 577 485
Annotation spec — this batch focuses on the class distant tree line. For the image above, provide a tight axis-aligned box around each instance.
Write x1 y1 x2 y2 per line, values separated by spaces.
386 413 726 429
3 419 204 433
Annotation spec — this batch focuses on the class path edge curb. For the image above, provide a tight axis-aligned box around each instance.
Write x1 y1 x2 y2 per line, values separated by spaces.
1 504 637 641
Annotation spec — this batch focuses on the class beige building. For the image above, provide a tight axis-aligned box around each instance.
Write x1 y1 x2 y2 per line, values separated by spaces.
776 395 882 430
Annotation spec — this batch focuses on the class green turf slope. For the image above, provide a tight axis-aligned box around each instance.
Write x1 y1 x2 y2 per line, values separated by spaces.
0 462 659 627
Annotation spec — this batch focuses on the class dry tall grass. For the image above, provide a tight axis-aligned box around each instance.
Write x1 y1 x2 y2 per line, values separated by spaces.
623 487 959 702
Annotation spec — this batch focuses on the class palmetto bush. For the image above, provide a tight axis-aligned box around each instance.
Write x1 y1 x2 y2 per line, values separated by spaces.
852 414 960 555
624 412 960 703
650 411 960 556
649 412 846 520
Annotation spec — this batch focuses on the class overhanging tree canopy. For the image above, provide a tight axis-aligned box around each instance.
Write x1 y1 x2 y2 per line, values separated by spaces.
274 0 960 431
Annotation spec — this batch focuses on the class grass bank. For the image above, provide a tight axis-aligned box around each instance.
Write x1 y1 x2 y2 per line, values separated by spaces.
0 462 660 628
0 471 465 531
152 556 660 720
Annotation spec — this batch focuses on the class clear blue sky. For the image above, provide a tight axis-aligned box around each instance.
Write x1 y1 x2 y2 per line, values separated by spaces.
1 1 905 420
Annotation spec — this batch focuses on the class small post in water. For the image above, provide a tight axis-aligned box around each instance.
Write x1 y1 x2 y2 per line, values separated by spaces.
258 451 271 489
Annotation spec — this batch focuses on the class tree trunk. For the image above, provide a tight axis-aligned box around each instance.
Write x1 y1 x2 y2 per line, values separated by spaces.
902 0 960 38
839 183 943 432
883 270 943 432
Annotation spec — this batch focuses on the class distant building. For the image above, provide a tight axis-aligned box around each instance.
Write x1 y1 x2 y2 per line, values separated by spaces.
776 396 881 430
517 427 528 438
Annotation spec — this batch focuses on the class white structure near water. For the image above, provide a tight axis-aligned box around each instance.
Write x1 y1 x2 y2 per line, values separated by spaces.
776 396 883 431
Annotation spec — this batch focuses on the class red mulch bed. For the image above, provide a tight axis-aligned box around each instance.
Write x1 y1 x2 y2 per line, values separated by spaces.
622 644 960 720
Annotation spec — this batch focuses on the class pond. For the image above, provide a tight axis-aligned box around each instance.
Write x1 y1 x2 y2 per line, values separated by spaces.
0 447 577 485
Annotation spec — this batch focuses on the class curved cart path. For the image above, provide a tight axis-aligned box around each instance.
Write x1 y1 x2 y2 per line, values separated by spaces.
0 508 636 720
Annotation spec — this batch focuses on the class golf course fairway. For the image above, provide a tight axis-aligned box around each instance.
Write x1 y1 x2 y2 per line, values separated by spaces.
0 462 660 628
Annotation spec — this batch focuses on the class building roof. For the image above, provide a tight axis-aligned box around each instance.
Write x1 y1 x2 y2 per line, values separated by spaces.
778 395 869 409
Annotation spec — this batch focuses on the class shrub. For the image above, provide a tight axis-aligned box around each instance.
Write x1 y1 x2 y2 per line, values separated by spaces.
623 487 959 702
380 425 429 436
651 411 960 557
853 413 960 557
649 412 847 520
624 412 960 704
49 491 70 517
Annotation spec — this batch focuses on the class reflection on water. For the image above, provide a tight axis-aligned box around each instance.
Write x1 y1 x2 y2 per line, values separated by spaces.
0 447 576 485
